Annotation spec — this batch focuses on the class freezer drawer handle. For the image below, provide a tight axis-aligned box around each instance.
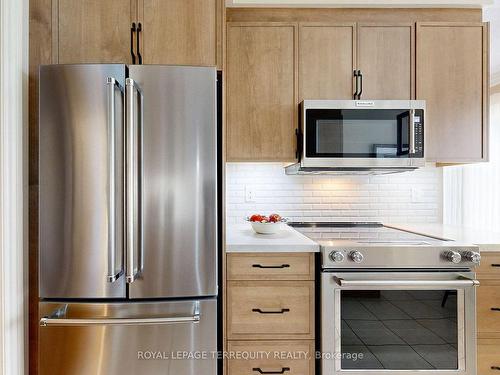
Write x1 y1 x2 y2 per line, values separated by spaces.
333 276 480 288
40 302 201 327
252 367 290 374
39 315 200 327
252 264 290 269
106 77 124 283
252 308 290 314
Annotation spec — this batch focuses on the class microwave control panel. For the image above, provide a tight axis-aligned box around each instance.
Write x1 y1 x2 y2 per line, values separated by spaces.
413 112 424 157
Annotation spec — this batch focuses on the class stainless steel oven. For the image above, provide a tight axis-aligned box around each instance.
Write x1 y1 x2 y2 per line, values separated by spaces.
321 271 478 375
286 100 426 174
289 222 481 375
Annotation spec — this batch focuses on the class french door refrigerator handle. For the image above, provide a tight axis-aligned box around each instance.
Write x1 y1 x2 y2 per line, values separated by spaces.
333 276 480 288
106 77 124 283
409 108 416 155
125 77 143 284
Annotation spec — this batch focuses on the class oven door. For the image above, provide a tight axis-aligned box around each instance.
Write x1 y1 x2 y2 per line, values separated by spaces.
301 101 424 168
321 271 478 375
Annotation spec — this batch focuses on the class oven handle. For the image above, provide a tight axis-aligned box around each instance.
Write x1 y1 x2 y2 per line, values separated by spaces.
333 276 480 288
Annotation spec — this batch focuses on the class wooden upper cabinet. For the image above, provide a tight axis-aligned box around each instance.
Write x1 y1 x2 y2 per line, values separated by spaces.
53 0 222 67
140 0 218 66
417 22 489 163
226 23 297 162
358 23 414 99
299 23 356 100
55 0 134 63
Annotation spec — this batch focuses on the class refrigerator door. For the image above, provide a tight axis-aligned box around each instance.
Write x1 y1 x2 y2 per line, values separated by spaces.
39 64 126 298
38 299 217 375
127 66 217 298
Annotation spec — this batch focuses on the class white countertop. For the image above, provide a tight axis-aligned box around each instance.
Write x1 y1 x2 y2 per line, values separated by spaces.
226 223 320 253
387 223 500 252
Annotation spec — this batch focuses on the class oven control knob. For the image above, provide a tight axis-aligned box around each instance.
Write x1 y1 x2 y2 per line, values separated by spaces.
444 250 462 264
462 251 481 264
349 251 364 263
329 251 345 263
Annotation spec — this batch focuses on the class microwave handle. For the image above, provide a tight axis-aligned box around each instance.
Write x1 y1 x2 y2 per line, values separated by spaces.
409 109 416 155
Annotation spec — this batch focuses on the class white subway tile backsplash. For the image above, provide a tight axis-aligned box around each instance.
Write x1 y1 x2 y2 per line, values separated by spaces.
226 163 442 224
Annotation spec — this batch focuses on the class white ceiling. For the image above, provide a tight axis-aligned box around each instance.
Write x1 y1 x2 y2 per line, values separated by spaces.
484 0 500 86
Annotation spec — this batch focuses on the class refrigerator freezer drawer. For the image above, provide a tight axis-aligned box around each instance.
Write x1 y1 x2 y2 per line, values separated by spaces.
39 299 217 375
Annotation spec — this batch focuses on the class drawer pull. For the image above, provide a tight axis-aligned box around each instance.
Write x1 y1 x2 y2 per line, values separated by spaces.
252 264 290 269
491 307 500 312
252 308 290 314
252 367 290 374
492 264 500 267
491 366 500 371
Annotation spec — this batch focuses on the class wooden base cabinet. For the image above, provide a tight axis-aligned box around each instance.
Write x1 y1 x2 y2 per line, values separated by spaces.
477 283 500 335
227 280 315 340
227 341 315 375
225 253 315 375
478 339 500 374
476 252 500 375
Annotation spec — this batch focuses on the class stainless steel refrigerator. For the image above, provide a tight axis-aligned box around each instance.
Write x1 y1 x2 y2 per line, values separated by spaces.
38 64 218 375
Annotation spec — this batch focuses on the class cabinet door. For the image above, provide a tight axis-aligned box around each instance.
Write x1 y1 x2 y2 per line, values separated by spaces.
226 23 297 161
55 0 134 63
417 22 489 163
140 0 217 66
299 23 356 100
358 23 414 99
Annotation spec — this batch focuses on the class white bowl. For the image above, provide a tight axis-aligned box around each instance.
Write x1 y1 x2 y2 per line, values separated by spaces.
249 221 284 235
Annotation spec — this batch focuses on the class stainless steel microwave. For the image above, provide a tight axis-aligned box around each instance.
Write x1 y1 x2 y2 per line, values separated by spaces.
286 100 426 175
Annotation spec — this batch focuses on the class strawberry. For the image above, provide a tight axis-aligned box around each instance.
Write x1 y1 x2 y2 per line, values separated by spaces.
249 214 263 222
269 214 282 223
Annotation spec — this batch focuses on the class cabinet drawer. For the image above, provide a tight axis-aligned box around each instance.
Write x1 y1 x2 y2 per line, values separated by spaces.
227 281 314 339
478 339 500 374
477 252 500 279
477 285 500 334
227 340 315 375
227 253 314 280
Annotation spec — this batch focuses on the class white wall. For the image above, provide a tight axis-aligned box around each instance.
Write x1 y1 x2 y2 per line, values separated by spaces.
443 92 500 231
0 0 29 373
484 0 500 85
226 163 442 224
